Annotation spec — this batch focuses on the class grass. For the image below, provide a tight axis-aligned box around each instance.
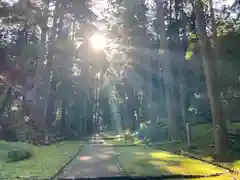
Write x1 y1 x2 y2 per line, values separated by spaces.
101 132 142 146
104 137 141 146
0 141 32 162
0 141 82 180
113 145 237 179
188 123 240 169
103 122 240 173
190 122 240 146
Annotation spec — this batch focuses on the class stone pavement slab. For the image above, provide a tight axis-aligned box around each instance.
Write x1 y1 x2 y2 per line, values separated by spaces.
59 136 122 178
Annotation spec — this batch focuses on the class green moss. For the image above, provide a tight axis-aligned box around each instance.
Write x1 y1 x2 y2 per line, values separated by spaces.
113 146 234 179
229 123 240 130
0 141 82 180
103 122 240 173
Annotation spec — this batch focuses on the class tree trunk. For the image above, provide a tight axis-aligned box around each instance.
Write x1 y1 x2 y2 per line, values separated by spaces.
44 0 61 128
60 99 67 133
134 91 140 129
209 0 217 50
194 0 228 160
83 97 87 136
0 88 12 125
155 0 178 140
34 0 50 108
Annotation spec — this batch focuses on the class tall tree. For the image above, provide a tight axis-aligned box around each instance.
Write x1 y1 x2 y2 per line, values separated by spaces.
154 0 179 140
194 0 228 159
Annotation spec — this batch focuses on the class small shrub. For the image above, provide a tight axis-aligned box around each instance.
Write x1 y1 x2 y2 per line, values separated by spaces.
7 150 31 162
123 132 134 143
115 134 123 141
0 141 32 162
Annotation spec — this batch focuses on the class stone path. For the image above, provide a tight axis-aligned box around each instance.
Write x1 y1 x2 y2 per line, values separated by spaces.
59 135 122 178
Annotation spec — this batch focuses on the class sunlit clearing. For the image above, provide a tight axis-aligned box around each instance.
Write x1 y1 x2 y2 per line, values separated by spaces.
90 34 107 50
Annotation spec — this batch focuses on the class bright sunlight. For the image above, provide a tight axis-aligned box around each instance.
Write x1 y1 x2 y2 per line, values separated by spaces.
90 34 107 50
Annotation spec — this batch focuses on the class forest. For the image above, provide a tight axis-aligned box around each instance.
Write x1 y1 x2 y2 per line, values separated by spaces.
0 0 240 179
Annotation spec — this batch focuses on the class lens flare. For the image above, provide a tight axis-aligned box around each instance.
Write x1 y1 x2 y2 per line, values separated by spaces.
90 34 107 50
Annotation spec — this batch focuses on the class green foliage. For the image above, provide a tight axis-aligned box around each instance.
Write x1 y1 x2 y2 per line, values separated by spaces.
0 95 5 105
137 125 168 143
185 51 193 61
55 108 61 121
185 34 199 60
218 32 240 63
7 150 31 162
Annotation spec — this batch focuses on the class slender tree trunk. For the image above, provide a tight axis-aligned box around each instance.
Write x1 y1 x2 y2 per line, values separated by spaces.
209 0 217 50
155 0 178 140
0 88 12 125
44 0 61 129
83 97 87 136
34 0 50 108
60 99 67 133
194 0 228 160
135 91 140 129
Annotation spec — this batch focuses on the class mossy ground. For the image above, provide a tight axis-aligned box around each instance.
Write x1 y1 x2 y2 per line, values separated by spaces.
0 141 82 180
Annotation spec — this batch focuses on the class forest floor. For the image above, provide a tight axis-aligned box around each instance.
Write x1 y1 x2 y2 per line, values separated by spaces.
112 145 238 179
101 131 240 179
0 141 82 180
102 123 240 170
176 123 240 170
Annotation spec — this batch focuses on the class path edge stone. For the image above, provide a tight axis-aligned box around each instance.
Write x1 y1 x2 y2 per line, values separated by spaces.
51 144 84 180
